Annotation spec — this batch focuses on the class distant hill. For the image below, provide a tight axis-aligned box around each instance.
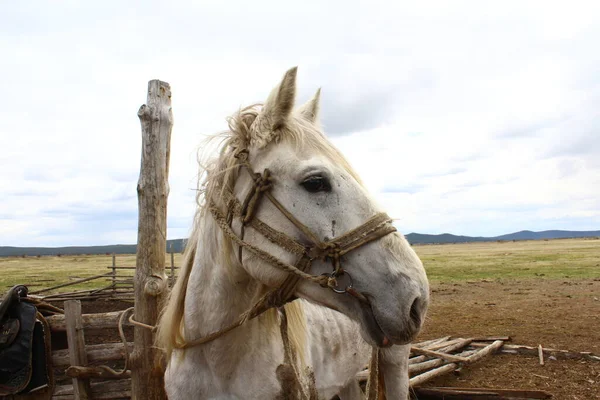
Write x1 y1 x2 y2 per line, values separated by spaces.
1 230 599 257
405 230 600 244
0 239 186 257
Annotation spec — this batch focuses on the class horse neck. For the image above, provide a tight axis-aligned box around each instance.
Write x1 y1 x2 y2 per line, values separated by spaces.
183 214 270 342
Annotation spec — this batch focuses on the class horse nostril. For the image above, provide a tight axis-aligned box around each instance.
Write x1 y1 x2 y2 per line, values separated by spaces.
409 297 423 327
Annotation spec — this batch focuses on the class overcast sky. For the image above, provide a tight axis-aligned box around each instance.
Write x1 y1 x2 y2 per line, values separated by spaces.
1 1 599 247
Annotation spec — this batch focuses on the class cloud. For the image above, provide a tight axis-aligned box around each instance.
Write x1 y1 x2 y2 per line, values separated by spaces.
1 1 599 246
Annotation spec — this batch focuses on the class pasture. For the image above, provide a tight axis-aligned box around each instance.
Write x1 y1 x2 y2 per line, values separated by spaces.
0 253 182 293
1 237 598 398
2 237 597 291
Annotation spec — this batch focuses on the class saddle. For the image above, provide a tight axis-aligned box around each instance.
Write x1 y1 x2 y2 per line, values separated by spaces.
0 286 53 399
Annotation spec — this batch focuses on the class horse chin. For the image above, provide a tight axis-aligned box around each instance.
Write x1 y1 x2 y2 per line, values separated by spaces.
358 302 393 348
359 301 422 347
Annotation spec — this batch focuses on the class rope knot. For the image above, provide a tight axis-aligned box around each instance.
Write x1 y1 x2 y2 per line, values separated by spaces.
322 242 342 275
326 276 339 290
252 169 273 192
314 275 331 288
242 169 273 223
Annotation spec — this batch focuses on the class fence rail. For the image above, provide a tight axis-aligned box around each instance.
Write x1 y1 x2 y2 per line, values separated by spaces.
25 253 180 302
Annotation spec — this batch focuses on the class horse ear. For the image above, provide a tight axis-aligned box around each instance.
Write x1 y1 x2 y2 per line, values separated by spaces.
250 67 297 147
297 88 321 124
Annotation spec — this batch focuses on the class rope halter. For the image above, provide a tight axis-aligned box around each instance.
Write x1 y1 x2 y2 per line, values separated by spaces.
177 149 396 350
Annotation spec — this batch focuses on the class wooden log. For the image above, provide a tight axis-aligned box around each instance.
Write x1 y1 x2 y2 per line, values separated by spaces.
413 336 451 349
409 347 478 376
132 79 172 399
471 336 511 342
64 300 91 399
66 366 131 379
440 338 473 353
408 355 428 365
410 347 468 363
46 295 131 302
408 339 472 365
409 363 458 387
409 359 444 374
538 344 544 365
51 292 115 300
423 337 463 351
44 291 115 301
53 392 131 400
358 348 478 382
358 360 440 382
30 272 112 294
427 338 472 352
52 342 133 367
90 284 115 295
44 288 105 298
47 311 132 332
464 340 504 364
469 342 600 362
53 379 131 399
413 386 552 399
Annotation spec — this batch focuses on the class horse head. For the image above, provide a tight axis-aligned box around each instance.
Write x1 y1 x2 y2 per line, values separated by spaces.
225 67 430 347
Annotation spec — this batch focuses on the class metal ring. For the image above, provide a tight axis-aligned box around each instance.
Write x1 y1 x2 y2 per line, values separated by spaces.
322 271 353 294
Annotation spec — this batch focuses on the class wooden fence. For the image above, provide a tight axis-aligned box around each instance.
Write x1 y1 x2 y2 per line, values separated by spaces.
47 300 134 399
27 253 179 302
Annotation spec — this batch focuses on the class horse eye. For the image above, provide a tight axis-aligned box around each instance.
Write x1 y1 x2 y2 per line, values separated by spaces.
301 176 331 193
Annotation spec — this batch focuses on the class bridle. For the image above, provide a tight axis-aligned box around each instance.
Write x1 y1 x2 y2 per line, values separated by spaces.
177 148 397 349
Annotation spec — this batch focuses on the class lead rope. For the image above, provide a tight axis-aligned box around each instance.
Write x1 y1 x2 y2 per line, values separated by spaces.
365 347 386 400
277 307 318 400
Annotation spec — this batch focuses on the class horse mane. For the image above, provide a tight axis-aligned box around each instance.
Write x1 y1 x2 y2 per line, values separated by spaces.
156 103 362 362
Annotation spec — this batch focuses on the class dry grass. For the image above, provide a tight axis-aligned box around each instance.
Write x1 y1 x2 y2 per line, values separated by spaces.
1 238 598 293
0 253 183 293
413 237 600 282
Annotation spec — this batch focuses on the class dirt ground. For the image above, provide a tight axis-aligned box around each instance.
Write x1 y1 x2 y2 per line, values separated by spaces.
417 278 600 399
69 278 600 399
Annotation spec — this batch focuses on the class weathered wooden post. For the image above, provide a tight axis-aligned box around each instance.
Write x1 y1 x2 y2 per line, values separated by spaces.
131 80 172 399
64 300 91 399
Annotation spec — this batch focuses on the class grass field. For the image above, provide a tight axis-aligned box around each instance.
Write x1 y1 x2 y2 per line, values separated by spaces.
0 253 183 293
415 237 600 281
1 238 598 293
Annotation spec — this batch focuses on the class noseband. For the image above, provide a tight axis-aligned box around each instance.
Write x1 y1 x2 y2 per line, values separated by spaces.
178 148 396 348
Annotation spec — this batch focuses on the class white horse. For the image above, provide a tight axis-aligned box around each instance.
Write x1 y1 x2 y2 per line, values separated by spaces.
157 68 429 399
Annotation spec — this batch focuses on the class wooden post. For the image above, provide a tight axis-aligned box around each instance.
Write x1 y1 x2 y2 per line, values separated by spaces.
112 253 117 295
131 80 172 399
64 300 91 399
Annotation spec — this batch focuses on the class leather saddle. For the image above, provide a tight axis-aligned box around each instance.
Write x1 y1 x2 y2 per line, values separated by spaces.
0 285 53 399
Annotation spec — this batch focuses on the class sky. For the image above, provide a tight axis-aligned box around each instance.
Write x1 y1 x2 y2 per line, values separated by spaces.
1 1 599 247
